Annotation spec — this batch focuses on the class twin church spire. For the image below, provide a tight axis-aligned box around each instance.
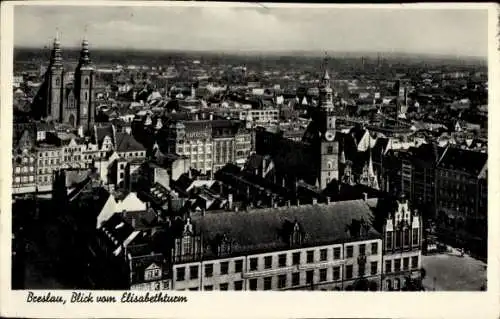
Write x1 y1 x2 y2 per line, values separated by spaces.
49 31 93 69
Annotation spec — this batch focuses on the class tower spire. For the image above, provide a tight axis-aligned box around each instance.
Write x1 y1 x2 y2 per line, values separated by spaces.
322 51 330 82
50 29 63 68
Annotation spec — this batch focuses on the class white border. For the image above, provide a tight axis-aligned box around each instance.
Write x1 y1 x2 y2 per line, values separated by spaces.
1 2 499 318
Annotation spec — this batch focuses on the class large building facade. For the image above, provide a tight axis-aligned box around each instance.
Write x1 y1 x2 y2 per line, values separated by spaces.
169 200 384 291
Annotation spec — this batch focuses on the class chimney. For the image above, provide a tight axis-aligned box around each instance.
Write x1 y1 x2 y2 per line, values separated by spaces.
326 196 331 204
362 192 368 201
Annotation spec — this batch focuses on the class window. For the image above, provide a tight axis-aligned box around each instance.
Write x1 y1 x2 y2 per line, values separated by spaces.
205 264 213 277
345 265 353 279
278 274 287 289
346 246 353 258
216 283 228 291
176 267 185 281
182 236 192 256
371 242 378 255
395 231 402 248
249 279 258 291
307 250 314 263
404 229 410 246
234 280 243 291
412 230 419 246
403 257 409 270
394 259 401 272
327 146 333 154
333 267 340 281
190 266 199 280
386 231 393 250
292 252 301 265
385 260 392 273
333 247 341 259
264 256 272 269
319 269 327 282
278 254 287 267
359 244 366 256
411 256 419 269
235 260 243 273
370 262 378 275
320 249 327 261
84 92 88 101
394 278 401 290
250 258 258 271
188 287 198 291
264 277 272 290
220 262 229 275
292 272 300 286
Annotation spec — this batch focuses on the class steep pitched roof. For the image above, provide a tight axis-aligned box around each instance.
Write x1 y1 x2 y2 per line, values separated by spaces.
94 123 115 147
115 132 146 152
192 199 380 258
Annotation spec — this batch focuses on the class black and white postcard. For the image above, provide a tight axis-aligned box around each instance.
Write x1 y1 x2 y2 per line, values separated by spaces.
0 2 498 318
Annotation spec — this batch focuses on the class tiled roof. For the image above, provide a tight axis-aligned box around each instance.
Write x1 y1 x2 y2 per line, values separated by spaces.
115 132 146 152
192 199 380 258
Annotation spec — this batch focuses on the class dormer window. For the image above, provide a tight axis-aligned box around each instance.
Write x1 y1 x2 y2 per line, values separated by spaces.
291 222 302 246
216 234 232 256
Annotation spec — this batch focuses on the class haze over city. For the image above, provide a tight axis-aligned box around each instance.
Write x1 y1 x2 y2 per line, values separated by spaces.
14 5 488 57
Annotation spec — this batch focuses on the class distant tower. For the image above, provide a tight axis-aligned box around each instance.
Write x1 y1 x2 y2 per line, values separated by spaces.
47 36 64 121
317 53 339 189
359 137 379 190
74 38 95 133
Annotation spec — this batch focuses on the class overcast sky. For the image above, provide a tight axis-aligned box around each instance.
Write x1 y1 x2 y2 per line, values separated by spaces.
14 5 489 57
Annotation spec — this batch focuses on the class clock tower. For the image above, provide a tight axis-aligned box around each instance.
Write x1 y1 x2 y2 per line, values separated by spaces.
317 53 339 189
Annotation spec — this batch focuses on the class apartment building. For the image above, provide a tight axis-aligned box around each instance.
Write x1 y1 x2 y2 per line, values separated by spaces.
170 199 383 291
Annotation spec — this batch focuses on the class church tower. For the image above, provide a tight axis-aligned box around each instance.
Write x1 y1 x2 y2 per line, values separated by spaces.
47 36 64 122
74 38 95 133
317 53 339 189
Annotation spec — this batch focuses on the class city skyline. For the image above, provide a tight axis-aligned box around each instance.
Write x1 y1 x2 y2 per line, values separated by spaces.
14 5 488 57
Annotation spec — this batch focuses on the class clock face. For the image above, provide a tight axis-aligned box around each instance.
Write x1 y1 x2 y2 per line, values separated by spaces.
324 131 335 141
